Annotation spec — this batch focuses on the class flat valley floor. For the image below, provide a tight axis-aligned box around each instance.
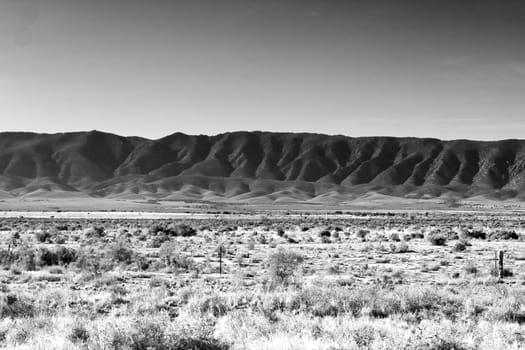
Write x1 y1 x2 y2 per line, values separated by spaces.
1 204 525 349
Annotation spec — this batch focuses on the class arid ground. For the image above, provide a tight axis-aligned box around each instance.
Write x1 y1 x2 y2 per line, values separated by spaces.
2 206 525 349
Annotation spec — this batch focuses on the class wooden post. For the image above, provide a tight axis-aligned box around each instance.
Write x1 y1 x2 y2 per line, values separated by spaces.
499 250 504 280
219 245 223 276
7 241 11 264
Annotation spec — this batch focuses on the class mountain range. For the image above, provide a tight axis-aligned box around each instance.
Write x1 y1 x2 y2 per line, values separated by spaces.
0 130 523 202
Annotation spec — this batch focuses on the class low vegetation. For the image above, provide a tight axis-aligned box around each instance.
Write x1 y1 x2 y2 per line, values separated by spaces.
0 212 523 349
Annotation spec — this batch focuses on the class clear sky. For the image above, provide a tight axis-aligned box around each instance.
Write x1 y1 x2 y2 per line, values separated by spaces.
1 0 525 140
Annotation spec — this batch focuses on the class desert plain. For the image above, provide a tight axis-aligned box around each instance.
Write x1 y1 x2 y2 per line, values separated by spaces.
0 199 524 350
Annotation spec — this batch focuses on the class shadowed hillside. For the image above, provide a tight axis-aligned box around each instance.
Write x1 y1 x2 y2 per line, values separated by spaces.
0 130 524 202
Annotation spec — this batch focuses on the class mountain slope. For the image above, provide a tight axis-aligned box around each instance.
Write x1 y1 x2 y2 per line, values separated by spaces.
0 130 524 201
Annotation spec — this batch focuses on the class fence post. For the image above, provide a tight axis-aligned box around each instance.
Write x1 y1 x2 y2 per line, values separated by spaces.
219 245 223 276
499 250 504 280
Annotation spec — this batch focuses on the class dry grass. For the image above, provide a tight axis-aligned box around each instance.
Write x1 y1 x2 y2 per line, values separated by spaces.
0 211 524 349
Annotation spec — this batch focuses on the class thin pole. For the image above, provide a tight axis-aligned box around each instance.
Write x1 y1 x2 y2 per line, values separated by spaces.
219 245 223 276
499 250 504 280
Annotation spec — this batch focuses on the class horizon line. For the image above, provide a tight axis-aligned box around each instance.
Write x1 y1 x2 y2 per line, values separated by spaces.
0 129 521 143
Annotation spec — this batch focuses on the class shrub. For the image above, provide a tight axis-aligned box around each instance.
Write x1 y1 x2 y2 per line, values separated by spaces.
53 235 67 244
489 230 519 240
446 231 459 240
464 262 478 274
486 295 525 323
109 240 135 264
410 231 425 239
257 235 268 244
56 246 77 265
75 248 112 275
167 223 195 236
171 254 196 271
135 255 150 271
31 246 77 267
36 247 59 267
92 273 122 289
35 231 52 243
287 236 299 244
356 229 369 240
10 231 21 241
68 324 89 344
48 266 64 274
149 276 168 288
149 234 170 248
462 229 486 240
327 264 341 275
150 223 197 237
10 265 22 275
190 295 230 317
160 242 195 271
169 336 229 350
321 236 331 244
0 293 34 318
0 248 15 268
32 273 62 282
453 242 467 252
491 267 514 278
94 317 229 350
17 246 36 271
267 249 304 287
85 226 105 238
396 241 410 253
390 233 400 242
129 319 166 349
319 230 331 238
427 232 447 246
149 224 197 237
352 325 376 348
149 224 165 235
159 242 176 265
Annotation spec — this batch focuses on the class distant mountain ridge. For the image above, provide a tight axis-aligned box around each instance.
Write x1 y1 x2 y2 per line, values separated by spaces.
0 130 524 202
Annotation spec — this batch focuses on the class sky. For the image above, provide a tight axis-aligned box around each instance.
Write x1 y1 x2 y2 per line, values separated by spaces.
1 0 525 140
